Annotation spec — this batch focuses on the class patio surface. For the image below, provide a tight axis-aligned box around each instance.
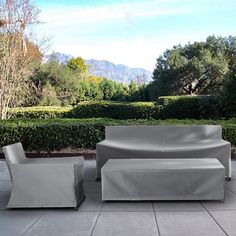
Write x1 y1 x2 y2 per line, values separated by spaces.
1 159 236 236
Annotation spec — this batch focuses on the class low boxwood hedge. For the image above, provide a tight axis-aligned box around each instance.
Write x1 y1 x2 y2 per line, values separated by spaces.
0 118 235 152
11 96 224 120
158 95 222 119
66 101 161 119
11 106 71 119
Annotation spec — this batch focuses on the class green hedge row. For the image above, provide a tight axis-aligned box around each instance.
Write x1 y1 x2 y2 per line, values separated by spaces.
0 118 235 152
11 96 224 120
157 95 222 119
66 101 160 119
11 106 71 119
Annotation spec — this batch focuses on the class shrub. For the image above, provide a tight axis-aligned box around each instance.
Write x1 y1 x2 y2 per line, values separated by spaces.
157 96 199 119
11 106 71 119
67 101 161 119
158 95 222 119
0 119 105 151
197 96 223 118
10 96 224 120
222 71 236 117
0 118 235 152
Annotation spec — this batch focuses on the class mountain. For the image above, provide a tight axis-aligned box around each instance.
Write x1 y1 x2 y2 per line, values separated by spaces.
43 52 72 64
44 52 152 83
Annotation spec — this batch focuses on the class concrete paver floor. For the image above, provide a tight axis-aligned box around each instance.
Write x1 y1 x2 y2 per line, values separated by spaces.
0 159 236 236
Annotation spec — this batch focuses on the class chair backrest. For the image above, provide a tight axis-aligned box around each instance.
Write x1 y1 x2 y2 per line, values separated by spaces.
3 142 27 164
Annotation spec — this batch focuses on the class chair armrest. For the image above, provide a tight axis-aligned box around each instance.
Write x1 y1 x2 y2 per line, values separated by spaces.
9 162 82 189
25 156 84 165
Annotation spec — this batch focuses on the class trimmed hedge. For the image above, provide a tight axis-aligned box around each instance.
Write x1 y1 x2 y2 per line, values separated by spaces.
11 106 71 119
11 96 224 120
0 118 235 152
66 101 160 119
158 95 222 119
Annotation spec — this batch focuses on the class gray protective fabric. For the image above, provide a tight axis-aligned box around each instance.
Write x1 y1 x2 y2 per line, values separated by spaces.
3 143 85 208
96 125 231 178
101 158 225 201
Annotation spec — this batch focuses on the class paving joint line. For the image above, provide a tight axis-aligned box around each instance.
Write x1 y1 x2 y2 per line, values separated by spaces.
225 186 236 195
201 202 229 236
90 201 104 236
100 210 154 212
152 203 161 236
20 210 48 236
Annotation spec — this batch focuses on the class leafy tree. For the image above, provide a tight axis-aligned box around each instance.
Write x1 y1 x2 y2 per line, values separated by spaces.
29 58 80 105
0 0 41 118
77 79 103 102
112 83 127 101
99 79 117 100
67 57 88 75
39 82 61 106
139 84 150 101
150 36 233 99
127 80 141 101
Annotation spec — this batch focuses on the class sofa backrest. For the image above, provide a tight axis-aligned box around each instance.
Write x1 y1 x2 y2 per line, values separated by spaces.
105 125 222 145
163 125 222 145
105 126 164 144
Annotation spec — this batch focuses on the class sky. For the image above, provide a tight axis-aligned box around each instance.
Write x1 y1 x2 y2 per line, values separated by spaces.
35 0 236 71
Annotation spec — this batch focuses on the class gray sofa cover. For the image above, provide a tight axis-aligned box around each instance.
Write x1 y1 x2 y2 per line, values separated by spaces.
96 125 231 178
3 143 85 208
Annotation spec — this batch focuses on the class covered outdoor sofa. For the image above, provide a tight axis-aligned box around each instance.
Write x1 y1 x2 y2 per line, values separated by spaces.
96 125 231 179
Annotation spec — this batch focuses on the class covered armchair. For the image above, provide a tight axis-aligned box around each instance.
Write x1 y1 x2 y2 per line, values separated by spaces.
3 142 85 209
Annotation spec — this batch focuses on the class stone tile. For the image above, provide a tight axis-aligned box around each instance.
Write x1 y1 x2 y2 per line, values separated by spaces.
231 160 236 167
92 211 158 236
231 170 236 180
0 180 11 192
84 181 101 193
0 191 10 210
23 211 99 236
225 180 236 194
84 160 97 181
79 193 103 211
0 210 46 236
102 201 153 212
156 211 225 236
210 210 236 236
0 161 10 181
202 189 236 211
154 201 205 211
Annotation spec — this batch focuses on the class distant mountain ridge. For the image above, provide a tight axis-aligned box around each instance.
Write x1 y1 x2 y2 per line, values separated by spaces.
44 52 152 83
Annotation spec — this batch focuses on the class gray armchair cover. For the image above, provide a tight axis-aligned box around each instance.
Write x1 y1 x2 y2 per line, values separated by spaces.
96 125 231 178
3 143 85 208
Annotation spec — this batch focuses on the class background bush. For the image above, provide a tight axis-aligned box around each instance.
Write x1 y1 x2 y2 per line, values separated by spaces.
158 95 223 119
66 101 160 119
0 118 235 152
12 96 226 119
11 96 225 120
11 106 71 119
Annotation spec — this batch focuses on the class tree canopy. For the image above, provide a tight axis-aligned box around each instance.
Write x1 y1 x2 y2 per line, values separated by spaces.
149 36 236 99
28 56 147 106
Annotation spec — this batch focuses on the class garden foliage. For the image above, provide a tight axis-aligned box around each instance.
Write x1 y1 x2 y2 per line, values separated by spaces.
11 96 225 120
